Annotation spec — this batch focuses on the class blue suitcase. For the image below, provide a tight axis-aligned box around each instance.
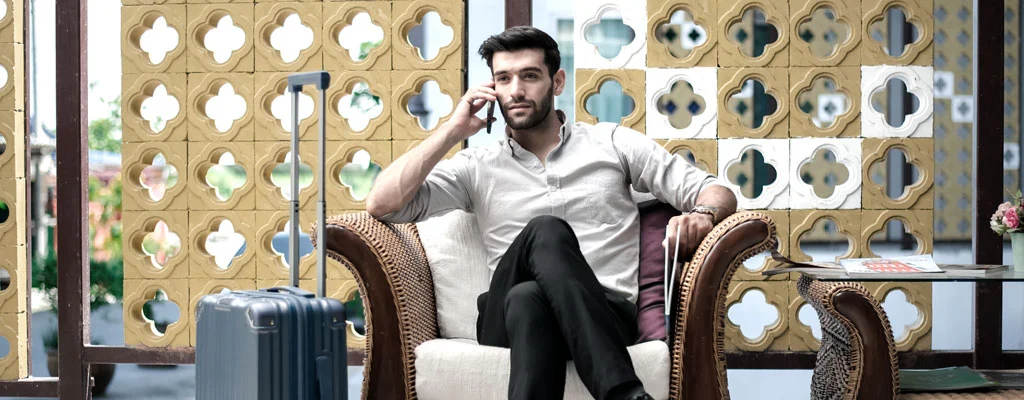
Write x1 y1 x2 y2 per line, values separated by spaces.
196 71 347 400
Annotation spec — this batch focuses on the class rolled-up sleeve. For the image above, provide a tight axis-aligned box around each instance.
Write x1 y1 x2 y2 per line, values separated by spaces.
377 151 475 224
611 127 719 212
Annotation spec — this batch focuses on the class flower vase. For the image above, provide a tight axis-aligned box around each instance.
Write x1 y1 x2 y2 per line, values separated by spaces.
1012 232 1024 271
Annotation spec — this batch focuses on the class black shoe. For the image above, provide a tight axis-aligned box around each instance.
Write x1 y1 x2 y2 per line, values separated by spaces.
625 393 654 400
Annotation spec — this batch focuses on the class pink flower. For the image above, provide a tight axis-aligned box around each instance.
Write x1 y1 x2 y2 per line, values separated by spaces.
1005 207 1021 229
994 202 1014 223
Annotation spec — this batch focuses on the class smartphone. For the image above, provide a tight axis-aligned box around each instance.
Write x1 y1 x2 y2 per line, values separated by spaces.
486 101 495 133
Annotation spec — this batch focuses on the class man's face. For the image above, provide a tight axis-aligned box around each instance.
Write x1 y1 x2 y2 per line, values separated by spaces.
491 49 564 130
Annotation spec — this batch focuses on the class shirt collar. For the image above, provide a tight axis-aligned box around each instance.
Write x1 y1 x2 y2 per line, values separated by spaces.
503 110 570 157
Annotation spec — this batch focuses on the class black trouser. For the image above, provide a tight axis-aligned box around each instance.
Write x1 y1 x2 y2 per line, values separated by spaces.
475 215 643 400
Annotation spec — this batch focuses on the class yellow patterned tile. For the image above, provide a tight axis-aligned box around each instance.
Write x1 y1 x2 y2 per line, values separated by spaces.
186 73 255 142
718 0 790 67
788 209 861 262
253 72 322 142
253 141 319 210
123 279 190 347
789 0 862 66
187 141 256 211
862 281 932 351
789 67 860 138
718 68 789 138
575 69 646 133
0 0 23 44
0 43 23 111
860 210 933 258
323 2 392 71
392 0 464 71
646 0 718 67
254 2 323 72
0 313 27 380
0 247 26 314
186 3 255 73
0 178 24 248
255 210 353 281
861 0 933 66
123 211 190 280
325 141 392 210
188 210 257 279
723 280 790 351
861 138 934 210
391 69 462 140
122 73 188 142
122 5 187 74
328 71 392 141
122 142 189 211
0 111 24 179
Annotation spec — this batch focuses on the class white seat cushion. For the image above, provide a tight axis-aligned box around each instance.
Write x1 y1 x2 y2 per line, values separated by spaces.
414 339 670 400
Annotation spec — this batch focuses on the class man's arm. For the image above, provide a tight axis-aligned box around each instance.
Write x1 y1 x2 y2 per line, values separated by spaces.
664 184 738 255
366 83 498 219
607 126 739 254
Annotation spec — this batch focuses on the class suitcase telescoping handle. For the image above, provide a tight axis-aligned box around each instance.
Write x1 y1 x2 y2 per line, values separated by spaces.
287 71 330 298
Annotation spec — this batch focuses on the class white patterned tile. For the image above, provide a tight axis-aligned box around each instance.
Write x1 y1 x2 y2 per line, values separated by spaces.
789 138 863 209
861 65 934 138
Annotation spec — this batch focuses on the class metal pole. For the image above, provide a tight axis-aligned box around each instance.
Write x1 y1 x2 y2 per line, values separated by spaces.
55 0 90 397
974 0 1005 369
289 89 300 288
317 87 326 298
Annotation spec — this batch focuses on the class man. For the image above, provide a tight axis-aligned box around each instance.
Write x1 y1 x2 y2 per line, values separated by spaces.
366 26 737 400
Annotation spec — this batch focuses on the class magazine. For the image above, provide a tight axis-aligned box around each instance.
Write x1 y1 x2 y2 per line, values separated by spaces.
940 264 1009 276
838 255 943 274
764 251 944 276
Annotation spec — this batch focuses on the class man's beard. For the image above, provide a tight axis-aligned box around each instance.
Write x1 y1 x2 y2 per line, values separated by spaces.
499 84 555 130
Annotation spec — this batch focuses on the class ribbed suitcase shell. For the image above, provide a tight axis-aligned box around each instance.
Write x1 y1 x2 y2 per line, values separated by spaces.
195 289 347 400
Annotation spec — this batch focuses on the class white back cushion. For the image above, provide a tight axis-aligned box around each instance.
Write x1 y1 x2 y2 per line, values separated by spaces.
416 210 491 340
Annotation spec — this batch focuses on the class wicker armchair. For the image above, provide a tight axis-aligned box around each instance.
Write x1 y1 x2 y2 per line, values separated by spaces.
311 211 776 400
797 275 1024 400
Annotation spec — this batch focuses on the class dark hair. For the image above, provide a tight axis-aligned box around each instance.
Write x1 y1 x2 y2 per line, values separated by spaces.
478 26 561 78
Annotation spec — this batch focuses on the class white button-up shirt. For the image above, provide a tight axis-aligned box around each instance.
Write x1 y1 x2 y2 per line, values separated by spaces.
381 113 719 303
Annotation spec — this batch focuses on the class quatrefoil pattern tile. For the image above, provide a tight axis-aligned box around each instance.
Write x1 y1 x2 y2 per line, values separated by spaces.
645 67 717 138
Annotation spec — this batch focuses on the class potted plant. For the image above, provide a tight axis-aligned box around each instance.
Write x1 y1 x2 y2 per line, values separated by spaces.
42 327 116 396
991 190 1024 270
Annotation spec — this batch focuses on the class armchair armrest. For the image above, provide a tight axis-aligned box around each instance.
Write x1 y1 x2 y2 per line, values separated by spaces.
668 211 777 400
797 275 898 400
311 212 438 400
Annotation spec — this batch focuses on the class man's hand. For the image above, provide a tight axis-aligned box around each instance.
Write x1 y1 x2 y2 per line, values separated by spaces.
443 82 498 141
662 213 715 256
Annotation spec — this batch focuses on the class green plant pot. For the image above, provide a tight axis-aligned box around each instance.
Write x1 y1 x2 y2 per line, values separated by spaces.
1012 232 1024 271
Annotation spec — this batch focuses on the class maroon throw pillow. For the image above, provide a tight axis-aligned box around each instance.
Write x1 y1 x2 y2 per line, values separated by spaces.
635 201 679 343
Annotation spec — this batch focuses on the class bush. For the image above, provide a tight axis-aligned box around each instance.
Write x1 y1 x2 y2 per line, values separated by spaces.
32 251 123 311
